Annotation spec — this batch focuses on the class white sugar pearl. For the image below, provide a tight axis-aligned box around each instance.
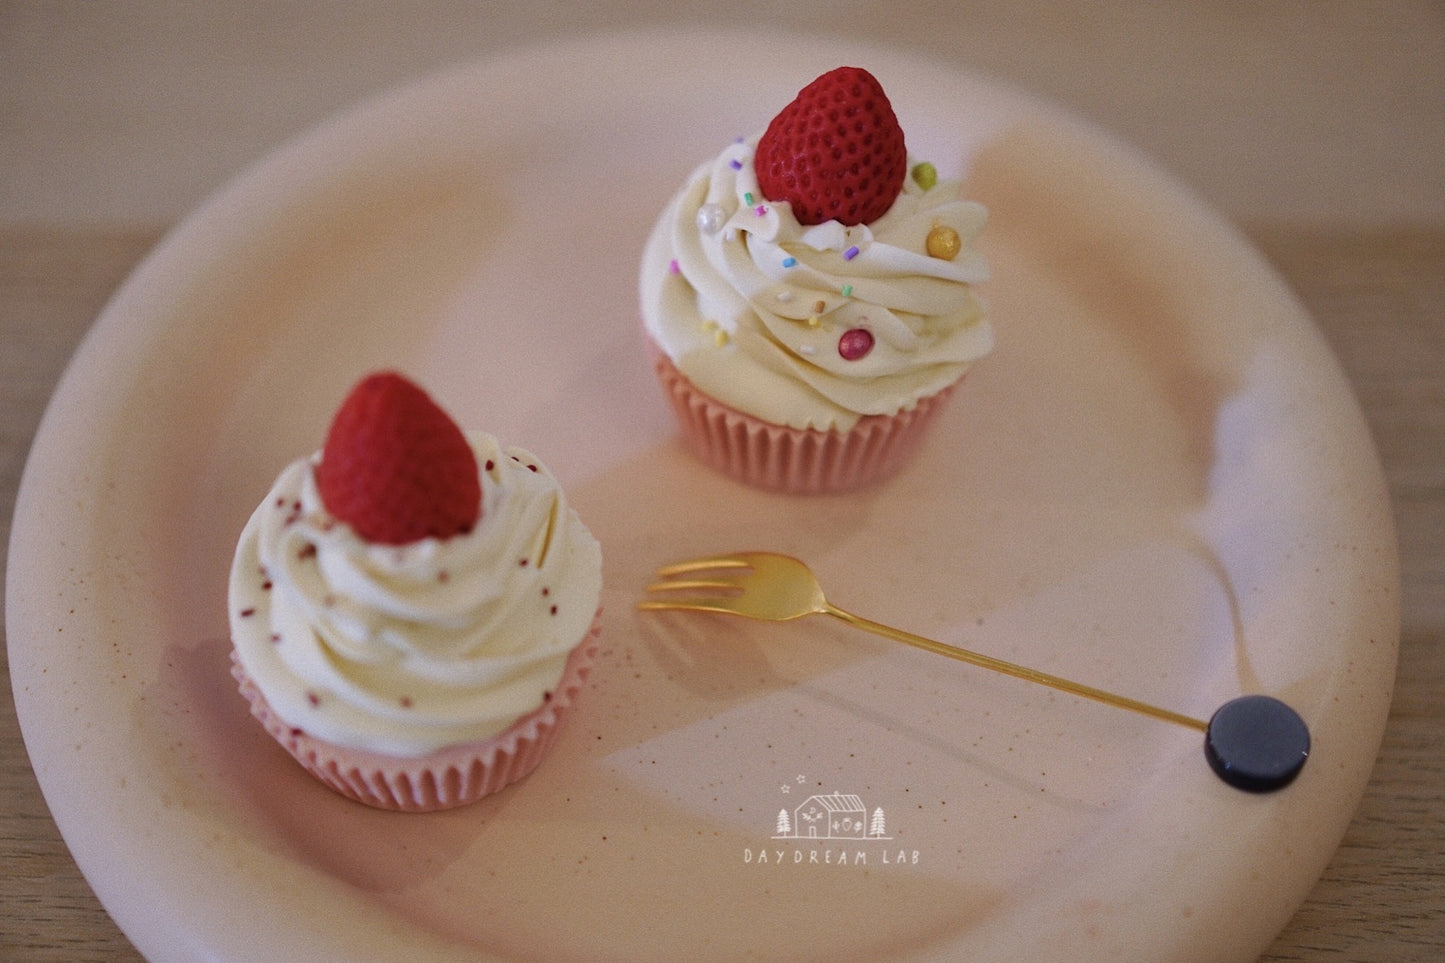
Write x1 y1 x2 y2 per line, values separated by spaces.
696 203 726 235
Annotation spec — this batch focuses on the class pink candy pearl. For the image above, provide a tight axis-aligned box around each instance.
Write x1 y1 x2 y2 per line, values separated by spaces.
838 328 874 360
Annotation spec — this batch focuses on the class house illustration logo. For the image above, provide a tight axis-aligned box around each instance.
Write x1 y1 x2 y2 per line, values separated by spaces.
774 792 890 841
742 773 917 866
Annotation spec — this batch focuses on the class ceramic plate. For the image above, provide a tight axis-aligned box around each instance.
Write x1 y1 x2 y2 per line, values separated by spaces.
8 28 1399 962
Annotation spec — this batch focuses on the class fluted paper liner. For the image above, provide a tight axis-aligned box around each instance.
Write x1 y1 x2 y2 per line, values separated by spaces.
652 351 957 494
232 611 601 812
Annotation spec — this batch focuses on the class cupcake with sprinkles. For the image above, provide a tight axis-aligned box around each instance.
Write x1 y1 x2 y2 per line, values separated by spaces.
640 66 992 492
228 371 602 811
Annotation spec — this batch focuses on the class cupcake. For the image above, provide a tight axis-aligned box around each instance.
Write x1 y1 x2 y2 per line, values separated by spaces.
228 371 603 811
640 66 992 493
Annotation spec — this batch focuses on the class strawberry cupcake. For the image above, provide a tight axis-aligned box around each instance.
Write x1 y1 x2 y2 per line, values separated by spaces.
228 371 602 811
640 66 992 493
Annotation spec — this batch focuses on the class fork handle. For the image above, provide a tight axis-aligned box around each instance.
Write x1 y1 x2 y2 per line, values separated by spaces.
822 604 1209 732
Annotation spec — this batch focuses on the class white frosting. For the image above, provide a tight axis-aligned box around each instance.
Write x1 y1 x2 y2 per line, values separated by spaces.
229 432 602 757
640 137 992 431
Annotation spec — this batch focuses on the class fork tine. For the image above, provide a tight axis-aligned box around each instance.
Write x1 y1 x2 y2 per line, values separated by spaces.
651 554 754 577
643 576 742 594
636 596 748 616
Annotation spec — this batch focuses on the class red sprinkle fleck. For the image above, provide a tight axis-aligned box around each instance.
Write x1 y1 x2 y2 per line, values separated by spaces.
541 586 551 597
306 691 320 707
550 604 558 616
261 580 273 591
238 607 256 618
437 570 450 583
518 558 529 567
298 544 317 560
400 696 413 709
269 633 281 644
485 459 495 471
527 464 538 473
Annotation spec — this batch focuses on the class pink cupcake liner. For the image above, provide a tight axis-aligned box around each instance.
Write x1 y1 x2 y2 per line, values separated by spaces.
231 611 601 812
650 350 957 494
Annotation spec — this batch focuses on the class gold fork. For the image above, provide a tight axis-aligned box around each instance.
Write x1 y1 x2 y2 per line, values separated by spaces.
640 551 1208 731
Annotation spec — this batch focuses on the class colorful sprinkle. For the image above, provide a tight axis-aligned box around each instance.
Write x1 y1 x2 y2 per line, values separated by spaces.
841 284 854 298
703 320 730 347
843 245 860 261
730 158 743 170
813 299 827 313
669 259 680 274
838 327 875 360
743 192 755 206
755 205 767 216
782 256 797 268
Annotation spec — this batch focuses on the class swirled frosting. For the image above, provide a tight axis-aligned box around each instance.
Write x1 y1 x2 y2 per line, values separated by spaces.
229 431 602 757
640 136 992 431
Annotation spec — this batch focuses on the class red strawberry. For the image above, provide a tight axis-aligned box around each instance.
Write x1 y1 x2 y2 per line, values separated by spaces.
754 66 907 227
316 371 481 545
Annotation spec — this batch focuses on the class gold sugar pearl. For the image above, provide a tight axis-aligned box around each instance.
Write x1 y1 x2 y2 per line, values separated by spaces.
926 225 961 260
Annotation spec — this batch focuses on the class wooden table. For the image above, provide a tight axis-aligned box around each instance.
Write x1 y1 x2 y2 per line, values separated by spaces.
3 6 1443 960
